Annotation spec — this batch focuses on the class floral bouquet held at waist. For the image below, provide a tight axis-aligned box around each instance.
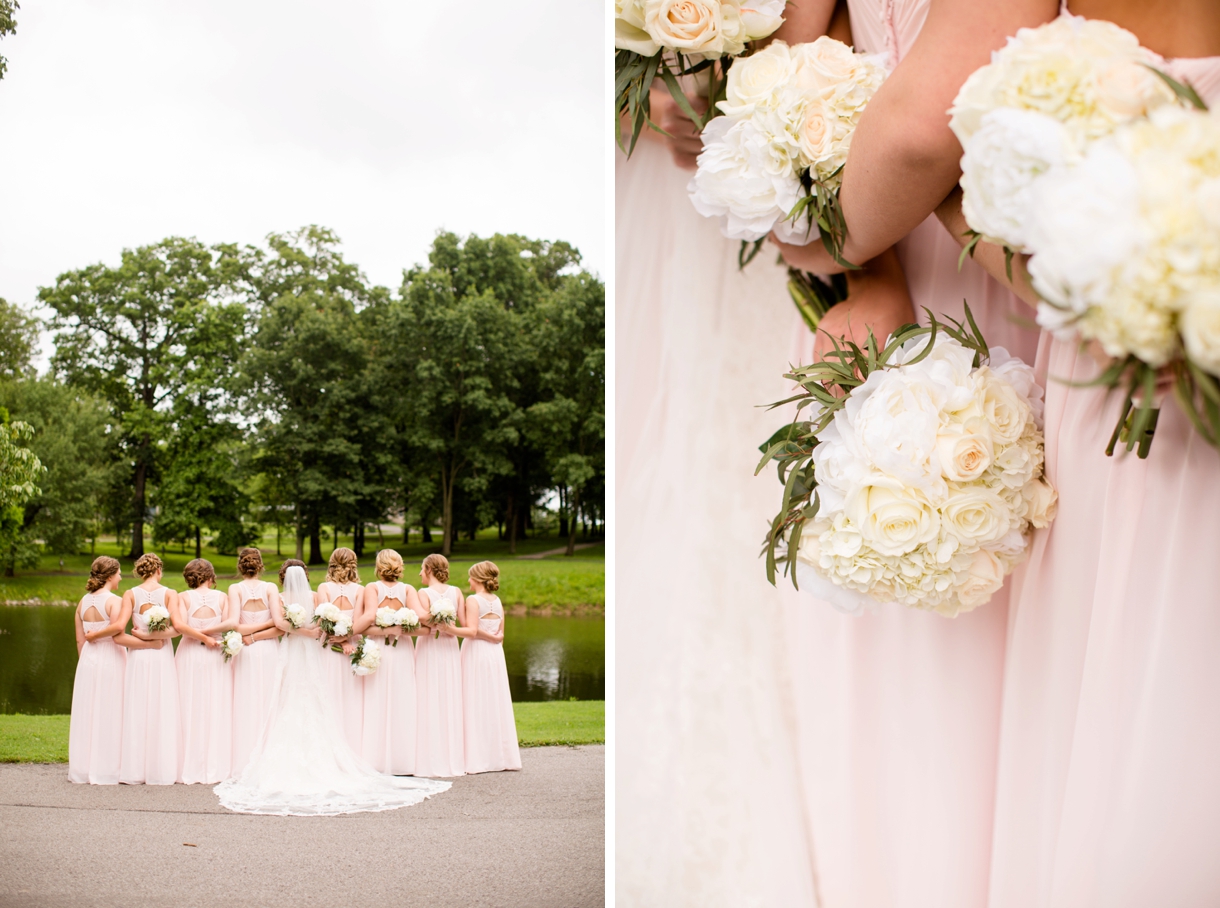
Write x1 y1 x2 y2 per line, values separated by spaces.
144 605 172 633
428 600 457 640
350 638 381 676
221 630 243 663
758 307 1057 617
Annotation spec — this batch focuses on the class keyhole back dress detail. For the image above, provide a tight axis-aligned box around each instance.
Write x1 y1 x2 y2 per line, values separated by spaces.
69 591 126 784
231 579 279 776
317 580 366 753
176 587 233 784
119 586 180 785
461 593 521 774
414 585 465 777
361 581 419 774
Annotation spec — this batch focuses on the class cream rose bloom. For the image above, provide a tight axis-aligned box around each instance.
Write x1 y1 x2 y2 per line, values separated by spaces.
955 549 1006 611
792 36 860 96
1021 478 1058 529
739 0 785 41
974 366 1032 444
645 0 739 59
718 40 796 118
846 476 940 557
797 95 840 168
936 419 995 482
615 0 660 55
941 485 1012 548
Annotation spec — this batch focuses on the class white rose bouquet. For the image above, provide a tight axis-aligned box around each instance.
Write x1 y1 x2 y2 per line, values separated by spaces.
758 309 1056 616
144 604 172 633
688 37 888 277
615 0 785 154
349 638 381 676
428 598 457 640
313 602 352 641
221 630 244 663
393 606 420 647
282 602 306 630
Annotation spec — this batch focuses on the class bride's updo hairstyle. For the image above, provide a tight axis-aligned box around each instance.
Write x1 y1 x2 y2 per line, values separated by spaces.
183 559 216 589
375 549 403 583
133 553 163 580
468 560 500 593
421 553 449 584
278 558 307 586
86 556 120 593
327 547 360 584
237 548 264 578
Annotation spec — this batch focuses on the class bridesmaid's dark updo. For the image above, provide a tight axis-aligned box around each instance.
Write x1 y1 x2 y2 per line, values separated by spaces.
183 558 216 589
278 558 307 586
133 553 163 580
86 556 120 593
237 548 264 579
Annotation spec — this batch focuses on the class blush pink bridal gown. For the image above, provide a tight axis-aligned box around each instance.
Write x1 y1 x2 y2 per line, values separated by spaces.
68 591 126 784
414 586 465 778
119 587 180 785
317 580 365 754
360 581 418 775
230 579 279 776
175 588 232 784
460 593 521 774
780 4 1042 907
988 46 1220 908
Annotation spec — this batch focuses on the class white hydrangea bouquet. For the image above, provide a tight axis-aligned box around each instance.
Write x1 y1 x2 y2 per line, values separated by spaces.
615 0 785 154
394 606 420 646
758 310 1056 616
282 602 306 630
689 37 888 270
949 15 1220 456
349 638 381 676
313 602 352 642
374 606 398 643
221 630 244 663
428 597 457 640
144 604 172 633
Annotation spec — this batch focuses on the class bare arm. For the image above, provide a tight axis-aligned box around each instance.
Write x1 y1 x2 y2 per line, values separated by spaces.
775 0 1059 274
172 592 219 647
443 596 479 640
768 0 837 46
244 626 283 644
935 186 1039 306
403 586 426 637
354 585 378 636
74 610 85 655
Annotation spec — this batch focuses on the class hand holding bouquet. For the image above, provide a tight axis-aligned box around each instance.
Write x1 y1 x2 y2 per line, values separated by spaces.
282 602 306 630
759 308 1056 616
144 604 172 633
349 638 381 676
221 630 244 663
393 606 420 646
428 598 457 639
314 602 352 642
374 606 399 644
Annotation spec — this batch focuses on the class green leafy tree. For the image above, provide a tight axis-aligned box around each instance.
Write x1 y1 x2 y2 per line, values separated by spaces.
0 404 45 575
0 1 17 81
0 298 39 378
41 238 246 557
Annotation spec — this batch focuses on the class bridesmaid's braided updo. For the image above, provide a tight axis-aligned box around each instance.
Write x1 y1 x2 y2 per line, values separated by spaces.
183 558 216 590
237 548 264 579
375 549 403 582
133 553 163 580
468 560 500 593
86 556 120 593
327 547 360 584
421 553 449 584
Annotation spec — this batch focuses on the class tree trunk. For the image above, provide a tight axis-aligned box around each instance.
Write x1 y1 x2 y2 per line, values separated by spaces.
308 513 323 565
565 486 580 556
441 475 455 557
507 493 517 555
421 522 432 543
276 514 282 556
295 509 305 561
195 525 201 559
354 522 365 558
131 453 147 559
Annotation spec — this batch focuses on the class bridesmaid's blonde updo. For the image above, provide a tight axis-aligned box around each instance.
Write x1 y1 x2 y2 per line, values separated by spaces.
421 553 449 584
468 560 500 592
278 558 307 586
182 558 216 590
327 547 360 584
133 553 163 580
86 556 120 593
375 549 403 582
237 547 264 578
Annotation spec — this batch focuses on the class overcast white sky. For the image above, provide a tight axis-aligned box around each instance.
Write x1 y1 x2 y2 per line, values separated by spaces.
0 0 603 326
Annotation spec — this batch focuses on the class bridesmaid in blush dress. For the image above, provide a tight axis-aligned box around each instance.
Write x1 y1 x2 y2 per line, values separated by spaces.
316 547 365 753
358 549 423 775
449 560 520 774
229 548 282 776
119 553 181 785
414 553 464 778
174 558 234 784
69 557 163 784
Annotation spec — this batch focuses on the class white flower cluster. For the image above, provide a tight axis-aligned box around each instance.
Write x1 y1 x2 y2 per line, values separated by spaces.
282 602 306 629
313 602 352 637
1026 106 1220 370
688 38 888 241
395 607 420 631
350 639 381 676
614 0 784 61
221 630 244 663
793 336 1056 617
144 604 172 633
429 599 457 626
949 16 1176 252
374 607 398 629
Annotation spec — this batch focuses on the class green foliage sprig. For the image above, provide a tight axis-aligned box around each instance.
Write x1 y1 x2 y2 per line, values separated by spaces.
615 49 727 157
755 305 990 587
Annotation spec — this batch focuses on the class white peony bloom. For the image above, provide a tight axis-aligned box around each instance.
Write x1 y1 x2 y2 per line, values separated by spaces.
1181 287 1220 376
841 370 946 497
375 606 398 628
718 41 796 118
845 475 941 557
333 614 353 637
738 0 785 42
396 606 421 629
688 116 800 240
959 108 1074 251
314 602 340 624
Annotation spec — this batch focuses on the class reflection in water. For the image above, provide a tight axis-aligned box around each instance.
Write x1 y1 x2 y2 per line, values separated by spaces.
0 607 606 712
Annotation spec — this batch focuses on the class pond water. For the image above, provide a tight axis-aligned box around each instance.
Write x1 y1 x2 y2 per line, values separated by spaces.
0 606 604 714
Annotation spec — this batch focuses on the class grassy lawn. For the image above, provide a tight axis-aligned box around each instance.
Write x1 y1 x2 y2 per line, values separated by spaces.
0 529 604 611
0 702 604 761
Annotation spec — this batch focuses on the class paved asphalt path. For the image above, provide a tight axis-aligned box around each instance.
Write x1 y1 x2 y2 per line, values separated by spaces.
0 745 604 908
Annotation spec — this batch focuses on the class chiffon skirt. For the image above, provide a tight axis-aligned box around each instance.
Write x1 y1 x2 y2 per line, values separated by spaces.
231 637 278 776
68 639 126 784
989 333 1220 908
322 639 364 754
176 639 233 784
361 636 417 775
119 644 180 785
461 639 520 774
414 634 464 777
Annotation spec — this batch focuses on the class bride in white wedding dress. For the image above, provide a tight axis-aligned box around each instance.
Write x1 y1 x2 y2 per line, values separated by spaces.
214 566 451 815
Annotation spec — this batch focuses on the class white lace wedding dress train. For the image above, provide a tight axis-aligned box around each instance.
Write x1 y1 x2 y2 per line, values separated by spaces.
214 567 450 816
